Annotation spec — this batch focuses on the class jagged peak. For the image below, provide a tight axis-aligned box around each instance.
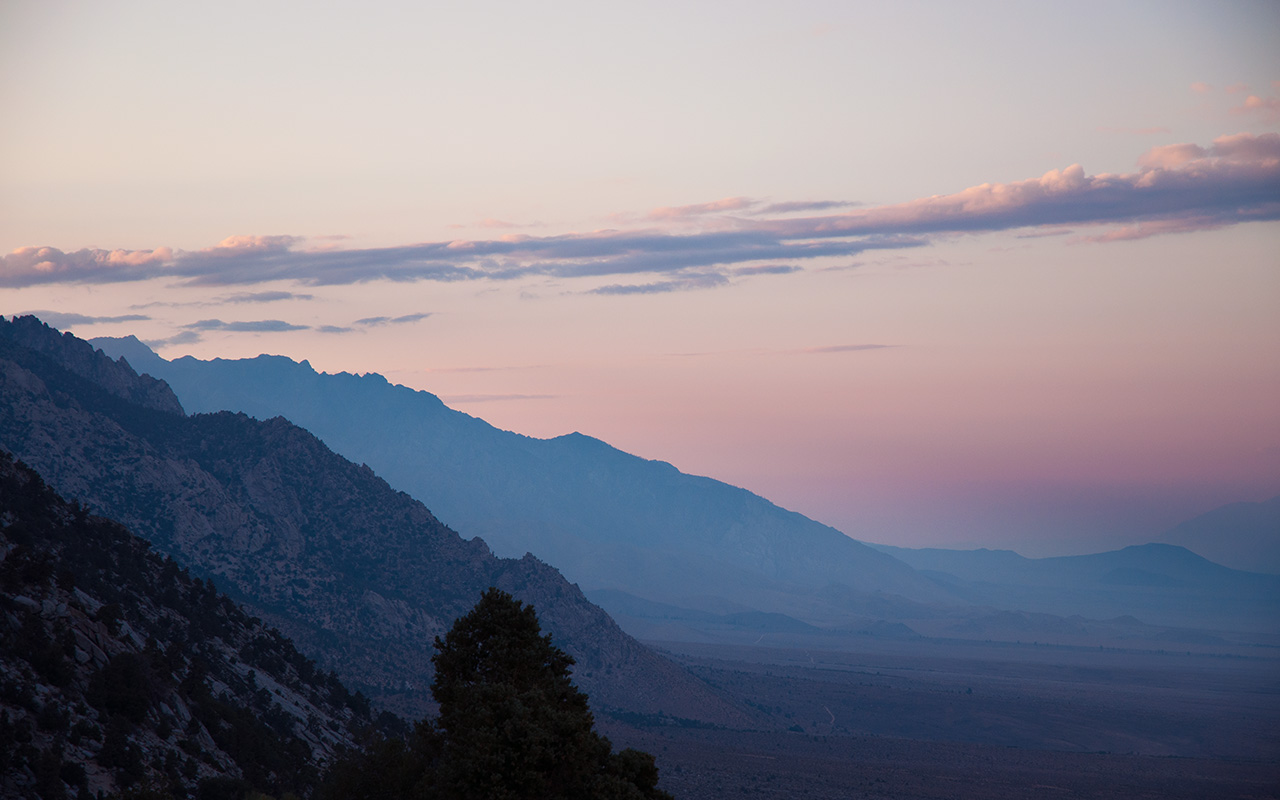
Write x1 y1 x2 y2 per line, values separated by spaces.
3 315 185 416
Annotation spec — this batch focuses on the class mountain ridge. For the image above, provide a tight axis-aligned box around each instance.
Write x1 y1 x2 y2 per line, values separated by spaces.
89 336 959 619
2 316 745 725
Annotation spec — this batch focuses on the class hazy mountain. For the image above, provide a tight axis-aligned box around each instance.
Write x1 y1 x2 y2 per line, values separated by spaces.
89 335 957 623
0 449 376 798
2 316 743 725
868 542 1280 633
1157 495 1280 574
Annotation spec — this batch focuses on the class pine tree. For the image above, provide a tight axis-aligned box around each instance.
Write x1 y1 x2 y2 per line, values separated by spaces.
430 588 671 800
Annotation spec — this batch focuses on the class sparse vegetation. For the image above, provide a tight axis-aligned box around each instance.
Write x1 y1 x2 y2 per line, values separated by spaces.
0 450 378 798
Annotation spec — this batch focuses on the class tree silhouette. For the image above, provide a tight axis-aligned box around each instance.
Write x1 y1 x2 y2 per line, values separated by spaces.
322 588 671 799
430 587 670 800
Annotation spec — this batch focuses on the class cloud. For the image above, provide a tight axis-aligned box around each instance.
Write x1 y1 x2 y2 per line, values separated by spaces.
796 344 893 354
731 264 802 276
1072 217 1229 243
316 312 431 334
353 312 432 327
753 200 861 214
4 135 1276 292
1232 94 1280 123
589 273 730 295
644 197 759 220
15 311 149 328
1190 82 1212 94
0 235 298 288
184 319 309 332
1015 227 1074 239
143 330 202 348
220 290 314 303
759 132 1280 240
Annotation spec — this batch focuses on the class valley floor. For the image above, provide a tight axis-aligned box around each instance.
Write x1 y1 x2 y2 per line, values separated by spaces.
602 638 1280 799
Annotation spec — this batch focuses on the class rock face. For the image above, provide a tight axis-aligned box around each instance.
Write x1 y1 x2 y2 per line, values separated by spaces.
6 318 183 415
0 450 374 798
0 316 743 724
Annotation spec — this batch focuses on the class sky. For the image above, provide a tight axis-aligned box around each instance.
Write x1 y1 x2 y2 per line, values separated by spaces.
2 1 1278 555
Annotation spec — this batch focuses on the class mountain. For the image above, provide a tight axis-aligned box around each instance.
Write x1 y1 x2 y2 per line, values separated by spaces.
0 449 376 798
1 316 743 725
1158 495 1280 574
869 542 1280 633
89 336 957 624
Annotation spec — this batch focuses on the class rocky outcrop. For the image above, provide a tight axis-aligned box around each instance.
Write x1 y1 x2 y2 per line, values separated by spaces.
3 316 183 415
0 450 374 798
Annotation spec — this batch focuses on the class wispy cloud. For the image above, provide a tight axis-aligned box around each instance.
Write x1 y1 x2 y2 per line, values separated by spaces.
221 290 314 303
353 312 432 327
1232 94 1280 123
1072 217 1229 243
315 312 431 334
753 200 861 214
184 318 309 332
15 311 149 328
794 344 894 354
3 135 1276 292
731 264 803 276
143 330 202 349
643 197 759 221
589 273 730 295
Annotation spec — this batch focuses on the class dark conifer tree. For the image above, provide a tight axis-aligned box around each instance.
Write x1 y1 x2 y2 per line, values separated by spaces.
322 588 671 799
429 588 671 800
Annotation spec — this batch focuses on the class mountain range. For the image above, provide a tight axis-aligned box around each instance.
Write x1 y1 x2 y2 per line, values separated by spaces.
1157 495 1280 574
0 315 742 725
869 541 1280 633
89 336 957 617
89 333 1279 641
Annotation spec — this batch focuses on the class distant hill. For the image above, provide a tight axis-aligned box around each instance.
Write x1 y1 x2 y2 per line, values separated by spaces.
1157 496 1280 574
1 316 742 725
0 449 376 798
89 335 958 624
869 542 1280 633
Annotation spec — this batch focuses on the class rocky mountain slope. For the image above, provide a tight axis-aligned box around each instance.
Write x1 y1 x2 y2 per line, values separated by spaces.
89 336 956 621
0 449 375 798
1 316 744 725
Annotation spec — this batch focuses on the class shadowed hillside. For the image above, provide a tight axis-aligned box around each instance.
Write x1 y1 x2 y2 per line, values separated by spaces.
0 450 379 798
1 316 745 726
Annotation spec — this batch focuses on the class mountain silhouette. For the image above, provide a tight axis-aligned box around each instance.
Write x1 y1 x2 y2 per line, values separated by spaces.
90 335 957 625
1 316 743 724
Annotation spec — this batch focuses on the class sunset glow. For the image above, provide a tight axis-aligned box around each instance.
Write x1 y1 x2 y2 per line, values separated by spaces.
3 0 1277 554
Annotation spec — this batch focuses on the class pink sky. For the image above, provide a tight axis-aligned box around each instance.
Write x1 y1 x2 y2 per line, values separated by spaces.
2 2 1278 554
